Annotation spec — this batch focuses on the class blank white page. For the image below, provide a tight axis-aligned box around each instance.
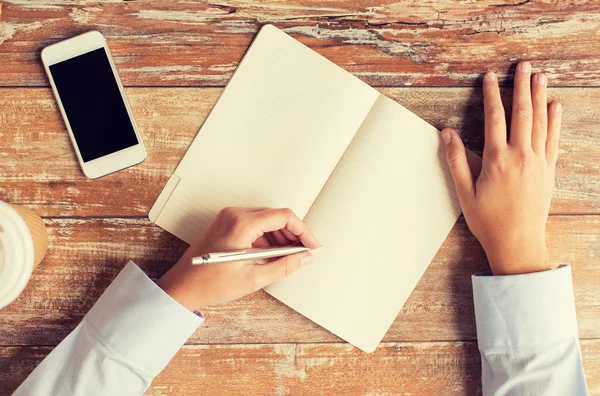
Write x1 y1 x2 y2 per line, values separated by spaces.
151 24 379 243
265 95 466 352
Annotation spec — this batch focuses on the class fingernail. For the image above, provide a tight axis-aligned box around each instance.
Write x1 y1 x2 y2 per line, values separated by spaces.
554 102 562 112
442 131 452 145
520 62 531 72
485 72 497 82
300 254 313 267
538 73 547 85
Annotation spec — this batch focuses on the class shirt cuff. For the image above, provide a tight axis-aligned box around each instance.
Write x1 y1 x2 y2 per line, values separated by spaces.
472 265 578 347
87 261 204 376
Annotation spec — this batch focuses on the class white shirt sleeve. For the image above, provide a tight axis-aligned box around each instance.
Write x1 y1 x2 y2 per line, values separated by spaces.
14 261 203 396
472 265 589 396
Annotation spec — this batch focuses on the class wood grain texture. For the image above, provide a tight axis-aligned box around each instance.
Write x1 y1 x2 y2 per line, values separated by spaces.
2 340 600 396
3 2 600 393
1 87 599 216
2 1 600 87
0 215 598 346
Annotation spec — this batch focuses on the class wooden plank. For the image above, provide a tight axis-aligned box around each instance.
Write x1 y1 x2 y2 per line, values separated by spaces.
2 1 600 87
0 215 598 346
2 340 600 396
1 87 599 216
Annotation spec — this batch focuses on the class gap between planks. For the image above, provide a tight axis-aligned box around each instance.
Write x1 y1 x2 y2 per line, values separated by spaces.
5 85 600 89
3 338 600 349
39 214 600 220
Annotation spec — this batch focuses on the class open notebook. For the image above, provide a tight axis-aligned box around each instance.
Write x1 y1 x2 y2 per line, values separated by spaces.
149 24 480 352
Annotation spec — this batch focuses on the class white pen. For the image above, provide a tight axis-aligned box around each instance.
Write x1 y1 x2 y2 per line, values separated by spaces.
190 245 310 265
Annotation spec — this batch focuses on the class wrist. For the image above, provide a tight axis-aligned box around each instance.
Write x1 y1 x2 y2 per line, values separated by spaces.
484 241 550 275
157 263 203 312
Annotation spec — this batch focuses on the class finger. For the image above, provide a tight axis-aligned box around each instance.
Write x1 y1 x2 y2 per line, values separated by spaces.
280 227 299 243
225 207 268 215
531 73 548 152
252 236 271 248
247 208 320 249
483 71 507 154
252 252 313 287
220 207 267 217
509 61 533 149
240 207 269 213
546 101 562 168
441 128 475 206
263 232 278 247
271 230 291 245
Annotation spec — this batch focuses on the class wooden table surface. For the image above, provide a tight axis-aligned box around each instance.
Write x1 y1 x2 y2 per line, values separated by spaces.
1 1 600 395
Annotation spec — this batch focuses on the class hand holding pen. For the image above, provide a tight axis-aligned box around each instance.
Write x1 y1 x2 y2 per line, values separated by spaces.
157 207 320 311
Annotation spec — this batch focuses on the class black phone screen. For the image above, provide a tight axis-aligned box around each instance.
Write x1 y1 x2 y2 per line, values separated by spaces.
49 48 139 163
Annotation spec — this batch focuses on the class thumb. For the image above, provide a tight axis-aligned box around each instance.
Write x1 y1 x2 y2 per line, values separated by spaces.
253 252 313 287
441 128 475 204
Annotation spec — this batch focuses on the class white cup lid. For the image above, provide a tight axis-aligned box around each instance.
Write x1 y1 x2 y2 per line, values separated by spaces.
0 201 34 309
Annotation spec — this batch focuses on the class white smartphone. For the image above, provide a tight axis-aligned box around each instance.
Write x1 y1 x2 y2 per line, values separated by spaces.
41 31 146 179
